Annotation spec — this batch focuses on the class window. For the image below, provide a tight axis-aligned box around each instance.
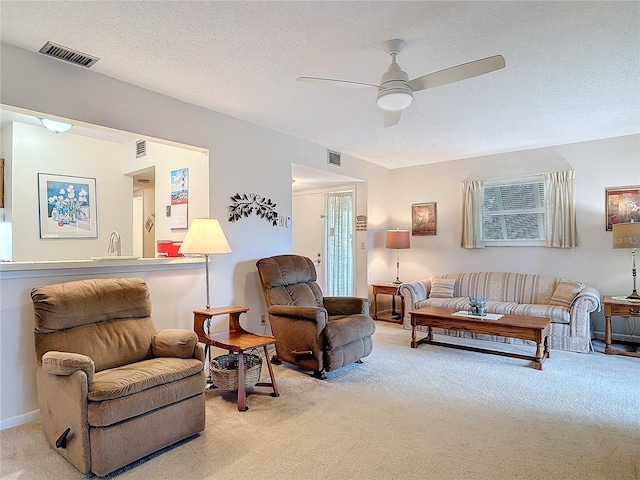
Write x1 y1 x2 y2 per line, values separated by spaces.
483 177 545 246
461 170 577 249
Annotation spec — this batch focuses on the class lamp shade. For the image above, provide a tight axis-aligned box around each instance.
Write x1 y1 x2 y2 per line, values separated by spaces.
386 229 410 249
178 218 231 255
612 222 640 249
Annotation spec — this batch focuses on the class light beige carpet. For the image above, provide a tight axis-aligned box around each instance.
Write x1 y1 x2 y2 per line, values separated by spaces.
1 323 639 480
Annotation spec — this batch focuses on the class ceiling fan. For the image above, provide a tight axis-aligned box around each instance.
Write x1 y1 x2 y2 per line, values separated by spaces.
297 39 505 128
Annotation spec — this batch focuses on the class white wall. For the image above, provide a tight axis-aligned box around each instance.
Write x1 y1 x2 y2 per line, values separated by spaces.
0 123 12 260
387 134 640 337
0 43 391 427
7 122 133 261
123 140 209 246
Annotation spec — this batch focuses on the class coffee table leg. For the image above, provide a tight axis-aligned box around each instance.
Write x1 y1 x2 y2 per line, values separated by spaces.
544 334 550 358
237 350 248 411
534 341 544 370
411 317 417 348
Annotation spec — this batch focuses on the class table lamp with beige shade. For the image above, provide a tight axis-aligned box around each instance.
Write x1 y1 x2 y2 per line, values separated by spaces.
386 229 410 284
613 221 640 300
179 218 232 309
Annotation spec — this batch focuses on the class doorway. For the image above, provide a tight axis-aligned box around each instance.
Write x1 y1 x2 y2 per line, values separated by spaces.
291 163 365 297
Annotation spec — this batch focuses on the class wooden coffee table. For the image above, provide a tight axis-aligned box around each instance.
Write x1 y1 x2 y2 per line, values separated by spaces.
410 306 551 370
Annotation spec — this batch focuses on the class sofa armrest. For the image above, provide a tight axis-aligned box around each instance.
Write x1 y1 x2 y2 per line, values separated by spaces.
398 280 431 328
152 329 198 359
268 305 328 328
42 351 95 386
572 287 602 312
324 296 369 316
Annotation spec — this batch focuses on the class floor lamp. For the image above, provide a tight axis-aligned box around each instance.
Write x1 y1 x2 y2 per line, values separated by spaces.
178 218 232 309
613 222 640 300
386 229 410 319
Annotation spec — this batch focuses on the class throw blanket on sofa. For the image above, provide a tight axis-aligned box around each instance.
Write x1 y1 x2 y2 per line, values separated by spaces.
399 272 601 353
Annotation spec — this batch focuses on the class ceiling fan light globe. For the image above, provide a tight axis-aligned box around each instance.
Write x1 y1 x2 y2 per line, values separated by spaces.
377 90 413 111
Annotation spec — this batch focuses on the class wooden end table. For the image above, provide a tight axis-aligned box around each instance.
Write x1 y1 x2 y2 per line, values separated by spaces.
603 296 640 358
193 306 280 411
372 283 404 323
410 306 550 370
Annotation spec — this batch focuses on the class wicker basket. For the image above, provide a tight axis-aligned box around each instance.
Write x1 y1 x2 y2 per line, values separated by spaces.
209 353 261 390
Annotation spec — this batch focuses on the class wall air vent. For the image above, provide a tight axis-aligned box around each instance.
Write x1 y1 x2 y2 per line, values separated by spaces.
38 41 100 68
136 140 147 158
328 150 341 167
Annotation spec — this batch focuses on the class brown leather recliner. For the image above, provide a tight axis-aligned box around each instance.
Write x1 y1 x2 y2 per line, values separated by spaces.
256 254 375 378
31 277 206 477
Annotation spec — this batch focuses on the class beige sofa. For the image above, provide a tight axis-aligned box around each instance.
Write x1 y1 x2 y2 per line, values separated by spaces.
399 272 601 353
32 278 206 477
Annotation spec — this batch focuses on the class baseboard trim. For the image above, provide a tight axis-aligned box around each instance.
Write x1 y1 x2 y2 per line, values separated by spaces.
593 331 640 343
0 409 39 431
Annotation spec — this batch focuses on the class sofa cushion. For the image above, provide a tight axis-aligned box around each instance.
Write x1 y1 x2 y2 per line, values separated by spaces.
484 301 519 315
550 280 584 307
519 275 558 305
324 315 375 349
416 297 469 310
152 330 198 359
88 357 203 402
88 371 205 427
429 278 456 298
510 304 570 324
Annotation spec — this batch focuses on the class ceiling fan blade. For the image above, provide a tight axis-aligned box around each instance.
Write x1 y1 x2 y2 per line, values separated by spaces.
297 76 379 89
383 109 401 128
408 55 505 92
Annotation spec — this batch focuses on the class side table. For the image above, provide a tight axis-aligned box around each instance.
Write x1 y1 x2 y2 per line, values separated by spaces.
602 296 640 358
372 283 404 323
193 306 280 411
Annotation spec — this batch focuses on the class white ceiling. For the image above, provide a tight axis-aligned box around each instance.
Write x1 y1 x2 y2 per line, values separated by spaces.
1 1 639 171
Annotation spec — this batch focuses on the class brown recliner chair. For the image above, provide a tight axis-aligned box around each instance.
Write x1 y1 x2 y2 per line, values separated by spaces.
31 277 206 477
256 254 375 379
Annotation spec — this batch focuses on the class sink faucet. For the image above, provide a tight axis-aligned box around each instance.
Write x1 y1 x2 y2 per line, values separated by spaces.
107 231 121 256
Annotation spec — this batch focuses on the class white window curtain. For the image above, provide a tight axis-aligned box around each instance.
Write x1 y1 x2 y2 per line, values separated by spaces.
544 169 578 248
325 191 353 296
460 180 485 248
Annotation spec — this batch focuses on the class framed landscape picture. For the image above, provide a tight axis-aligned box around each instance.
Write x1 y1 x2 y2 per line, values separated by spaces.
412 202 437 236
605 185 640 231
38 173 97 238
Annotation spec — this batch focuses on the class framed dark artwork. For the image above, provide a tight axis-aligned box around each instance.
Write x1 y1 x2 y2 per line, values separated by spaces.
605 185 640 231
38 173 97 238
412 202 437 236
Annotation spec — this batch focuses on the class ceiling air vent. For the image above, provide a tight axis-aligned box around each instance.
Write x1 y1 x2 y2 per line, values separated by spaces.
39 41 100 68
328 150 341 167
136 140 147 158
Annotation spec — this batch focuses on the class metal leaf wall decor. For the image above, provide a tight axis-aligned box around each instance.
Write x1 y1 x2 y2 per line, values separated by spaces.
228 193 279 226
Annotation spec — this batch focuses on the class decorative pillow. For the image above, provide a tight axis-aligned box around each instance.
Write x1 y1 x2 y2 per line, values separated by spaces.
429 278 456 298
550 280 584 308
152 329 197 358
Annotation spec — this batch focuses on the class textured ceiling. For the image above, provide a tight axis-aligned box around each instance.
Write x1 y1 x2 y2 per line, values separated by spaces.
1 1 639 170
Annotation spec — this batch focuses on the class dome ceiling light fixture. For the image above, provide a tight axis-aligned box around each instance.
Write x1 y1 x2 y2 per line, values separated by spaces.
40 118 73 134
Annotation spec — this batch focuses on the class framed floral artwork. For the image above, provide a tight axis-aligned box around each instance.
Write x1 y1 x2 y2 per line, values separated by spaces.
412 202 437 236
605 185 640 231
38 173 97 238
